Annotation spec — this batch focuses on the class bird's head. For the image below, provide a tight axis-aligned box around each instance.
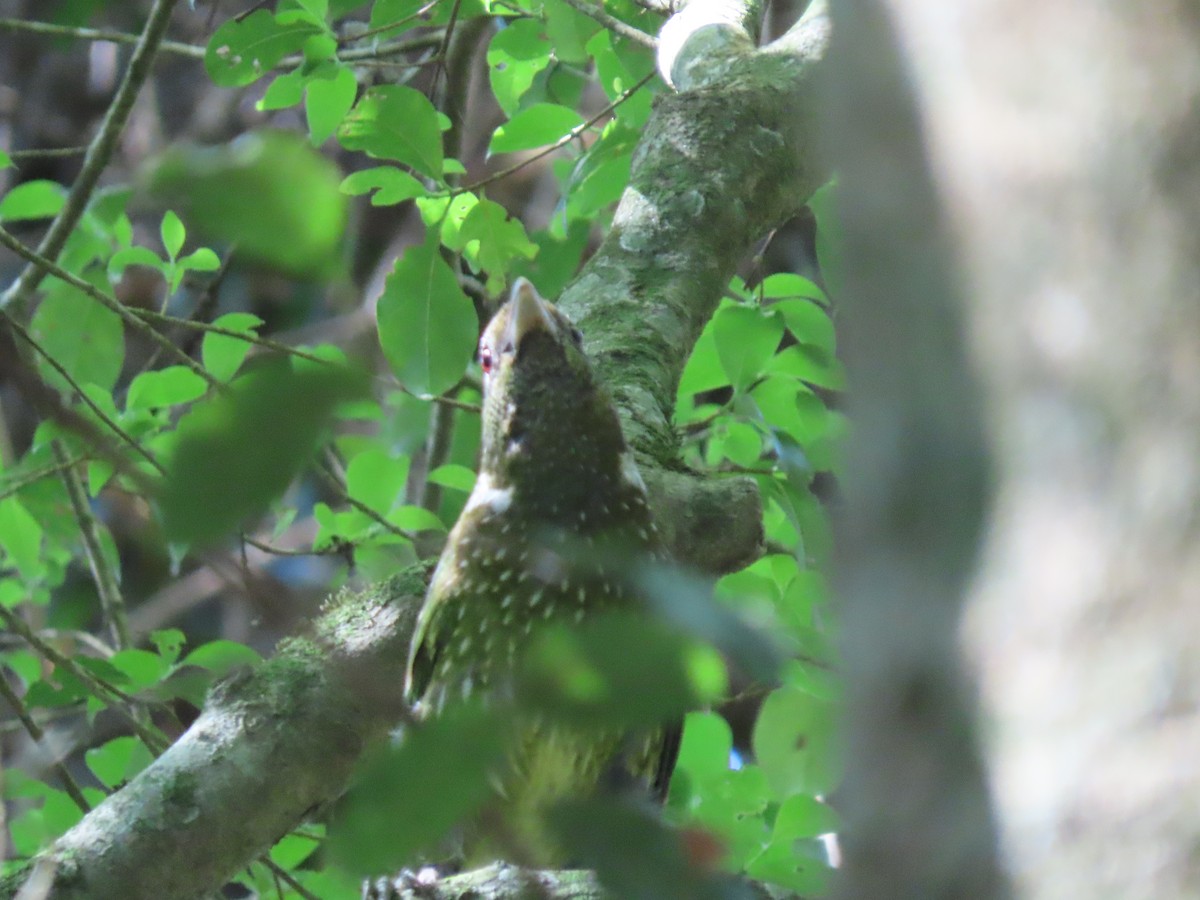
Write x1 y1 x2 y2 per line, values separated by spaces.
476 279 627 522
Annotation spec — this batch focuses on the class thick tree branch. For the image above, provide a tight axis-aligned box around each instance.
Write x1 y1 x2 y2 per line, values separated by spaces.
560 0 830 573
0 573 424 900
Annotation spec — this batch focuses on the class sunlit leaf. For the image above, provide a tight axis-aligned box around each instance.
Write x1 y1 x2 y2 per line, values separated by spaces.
712 305 784 393
487 20 553 116
752 686 841 798
376 240 477 397
86 736 154 789
338 85 445 179
306 65 358 145
490 103 584 155
125 366 209 411
205 10 322 87
340 166 426 206
0 179 66 222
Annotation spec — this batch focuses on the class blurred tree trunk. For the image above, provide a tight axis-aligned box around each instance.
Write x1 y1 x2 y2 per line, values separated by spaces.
831 0 1200 897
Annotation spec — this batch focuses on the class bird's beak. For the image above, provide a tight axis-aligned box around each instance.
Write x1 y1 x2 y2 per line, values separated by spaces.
504 277 555 351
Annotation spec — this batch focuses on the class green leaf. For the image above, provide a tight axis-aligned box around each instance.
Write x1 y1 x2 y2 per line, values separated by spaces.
181 639 262 673
370 0 431 29
201 312 263 383
487 19 553 116
774 298 835 358
41 790 85 840
144 131 347 279
750 376 830 448
0 180 66 222
159 360 369 543
587 30 655 127
676 327 730 413
294 0 329 20
389 505 445 533
161 210 185 259
425 463 475 492
108 246 166 285
746 834 832 895
540 0 599 64
345 448 408 515
205 10 322 87
635 560 781 684
671 711 734 797
338 85 444 179
126 366 209 411
109 649 168 691
712 304 784 393
519 612 722 728
550 797 726 900
456 199 538 292
258 67 306 110
772 794 839 839
376 241 477 397
0 497 43 582
179 247 221 273
752 686 841 798
339 166 426 206
30 272 125 392
512 219 589 298
270 828 323 869
150 628 186 665
330 702 508 873
306 65 358 145
761 272 827 306
0 149 11 168
85 736 154 789
489 103 583 155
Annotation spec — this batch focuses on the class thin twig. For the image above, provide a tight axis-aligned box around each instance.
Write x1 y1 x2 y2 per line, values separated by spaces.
453 71 656 196
3 313 165 476
0 674 93 813
0 0 181 313
0 606 168 753
240 535 340 557
554 0 657 49
136 307 483 412
338 0 443 45
261 859 320 900
54 442 131 650
315 457 417 543
0 453 86 504
327 33 445 63
431 0 466 96
8 146 89 160
0 17 203 58
0 225 221 392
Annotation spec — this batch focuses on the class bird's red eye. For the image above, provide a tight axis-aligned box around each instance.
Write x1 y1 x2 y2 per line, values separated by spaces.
480 344 494 375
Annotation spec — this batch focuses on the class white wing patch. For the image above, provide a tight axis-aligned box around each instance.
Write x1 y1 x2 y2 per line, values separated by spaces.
463 471 514 514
